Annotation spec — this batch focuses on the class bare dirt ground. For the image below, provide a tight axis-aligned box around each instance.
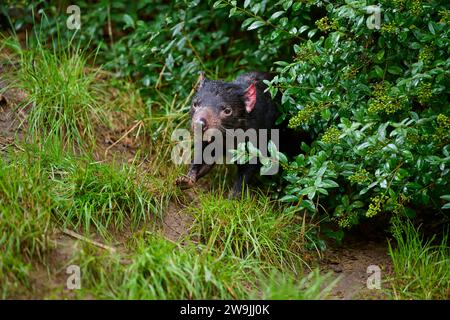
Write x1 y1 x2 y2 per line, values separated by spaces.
162 200 194 242
0 78 28 151
321 238 392 299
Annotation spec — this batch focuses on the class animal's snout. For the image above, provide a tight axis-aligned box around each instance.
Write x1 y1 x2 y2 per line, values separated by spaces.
194 118 208 132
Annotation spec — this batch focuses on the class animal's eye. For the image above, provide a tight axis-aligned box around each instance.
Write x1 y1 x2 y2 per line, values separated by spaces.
222 107 232 116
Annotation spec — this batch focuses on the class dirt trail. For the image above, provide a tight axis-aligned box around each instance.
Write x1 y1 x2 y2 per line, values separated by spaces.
161 201 194 242
0 79 28 149
321 238 392 299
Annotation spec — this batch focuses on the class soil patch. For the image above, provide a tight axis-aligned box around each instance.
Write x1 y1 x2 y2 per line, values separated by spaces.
321 234 392 299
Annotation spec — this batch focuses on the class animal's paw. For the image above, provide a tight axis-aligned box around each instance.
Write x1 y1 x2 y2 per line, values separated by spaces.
175 176 195 189
228 188 243 200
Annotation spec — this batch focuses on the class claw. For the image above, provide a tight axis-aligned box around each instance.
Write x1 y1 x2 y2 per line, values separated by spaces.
175 176 195 189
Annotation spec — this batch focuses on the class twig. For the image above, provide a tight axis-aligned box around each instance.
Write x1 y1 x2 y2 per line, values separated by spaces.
104 120 143 158
184 32 208 72
62 228 117 254
155 64 166 90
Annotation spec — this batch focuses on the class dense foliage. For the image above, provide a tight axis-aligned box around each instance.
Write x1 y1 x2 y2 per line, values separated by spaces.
2 0 449 238
232 0 450 234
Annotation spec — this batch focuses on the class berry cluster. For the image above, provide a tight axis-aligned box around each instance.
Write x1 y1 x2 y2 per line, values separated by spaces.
288 103 329 128
294 43 316 62
393 0 405 9
415 82 433 105
321 126 341 144
341 65 358 80
337 214 353 229
438 9 449 25
410 0 424 16
433 114 450 144
315 17 338 32
418 46 434 64
348 168 371 185
368 83 406 114
366 194 388 218
381 23 398 34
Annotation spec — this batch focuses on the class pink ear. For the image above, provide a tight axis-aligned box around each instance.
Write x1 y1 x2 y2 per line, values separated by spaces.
199 71 205 82
244 83 256 113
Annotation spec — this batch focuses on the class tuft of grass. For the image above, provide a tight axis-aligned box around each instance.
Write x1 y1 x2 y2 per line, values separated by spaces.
72 236 335 300
58 161 160 238
7 36 105 149
188 193 307 271
73 236 254 299
254 268 338 300
55 162 156 236
388 218 450 299
118 238 255 299
24 139 161 239
7 139 161 239
0 150 55 298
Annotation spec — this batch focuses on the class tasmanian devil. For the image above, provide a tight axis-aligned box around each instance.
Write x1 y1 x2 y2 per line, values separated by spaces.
175 71 281 197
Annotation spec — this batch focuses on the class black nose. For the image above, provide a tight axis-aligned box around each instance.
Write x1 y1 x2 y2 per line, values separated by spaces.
195 118 207 132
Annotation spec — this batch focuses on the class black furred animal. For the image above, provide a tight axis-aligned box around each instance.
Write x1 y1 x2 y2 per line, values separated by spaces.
175 71 300 197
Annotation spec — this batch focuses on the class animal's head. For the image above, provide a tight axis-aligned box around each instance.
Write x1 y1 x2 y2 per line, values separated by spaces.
190 72 257 133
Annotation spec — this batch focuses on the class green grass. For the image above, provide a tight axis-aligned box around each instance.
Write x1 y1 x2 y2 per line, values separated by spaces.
0 140 163 297
254 268 338 299
53 159 159 238
21 138 162 239
188 192 307 271
0 149 55 298
114 237 253 299
5 36 105 149
388 219 450 299
70 236 334 300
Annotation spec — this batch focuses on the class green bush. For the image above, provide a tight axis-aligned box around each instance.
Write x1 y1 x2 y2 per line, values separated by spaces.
2 1 261 104
217 0 450 234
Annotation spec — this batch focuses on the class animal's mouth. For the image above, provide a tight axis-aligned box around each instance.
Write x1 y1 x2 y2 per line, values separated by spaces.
203 129 218 143
192 123 225 144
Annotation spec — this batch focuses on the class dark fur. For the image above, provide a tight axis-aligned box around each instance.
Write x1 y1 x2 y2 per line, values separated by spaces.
176 71 291 197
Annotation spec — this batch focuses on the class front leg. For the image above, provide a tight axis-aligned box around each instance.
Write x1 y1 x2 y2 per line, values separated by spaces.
176 162 215 189
230 164 258 198
176 138 216 189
